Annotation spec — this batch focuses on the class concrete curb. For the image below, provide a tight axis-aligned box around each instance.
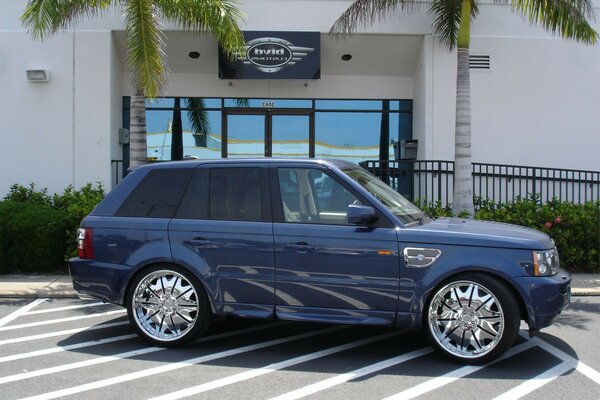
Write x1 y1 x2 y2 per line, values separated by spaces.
571 288 600 297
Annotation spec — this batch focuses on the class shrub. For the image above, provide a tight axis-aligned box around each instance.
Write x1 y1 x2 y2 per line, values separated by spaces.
1 182 105 266
0 201 68 273
416 196 599 272
53 183 105 258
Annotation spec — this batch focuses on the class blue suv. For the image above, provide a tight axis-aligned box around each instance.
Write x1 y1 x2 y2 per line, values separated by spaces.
70 159 571 364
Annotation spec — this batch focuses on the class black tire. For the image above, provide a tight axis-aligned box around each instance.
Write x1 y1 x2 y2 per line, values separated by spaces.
126 264 210 346
424 273 520 365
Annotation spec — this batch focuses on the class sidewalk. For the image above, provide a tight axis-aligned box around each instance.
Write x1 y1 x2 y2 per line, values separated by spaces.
0 273 598 299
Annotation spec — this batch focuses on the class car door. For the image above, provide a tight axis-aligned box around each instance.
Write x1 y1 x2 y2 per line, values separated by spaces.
271 163 400 325
169 163 275 318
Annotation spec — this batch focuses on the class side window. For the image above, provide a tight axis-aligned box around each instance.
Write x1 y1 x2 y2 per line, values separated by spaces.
116 169 192 218
209 168 262 221
278 168 360 225
175 169 209 219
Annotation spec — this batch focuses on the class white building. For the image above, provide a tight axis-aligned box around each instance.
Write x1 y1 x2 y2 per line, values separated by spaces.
1 0 599 195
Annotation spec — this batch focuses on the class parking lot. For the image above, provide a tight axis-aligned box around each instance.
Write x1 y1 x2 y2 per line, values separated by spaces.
0 297 598 400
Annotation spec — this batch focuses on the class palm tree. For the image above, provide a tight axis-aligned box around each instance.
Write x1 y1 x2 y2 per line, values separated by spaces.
331 0 598 215
21 0 245 170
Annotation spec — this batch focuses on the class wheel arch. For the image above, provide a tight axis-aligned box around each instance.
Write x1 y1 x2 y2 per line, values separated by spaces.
422 268 528 325
122 261 215 314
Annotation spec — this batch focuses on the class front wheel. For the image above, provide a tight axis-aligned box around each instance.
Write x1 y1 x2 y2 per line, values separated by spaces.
127 265 210 346
425 273 520 364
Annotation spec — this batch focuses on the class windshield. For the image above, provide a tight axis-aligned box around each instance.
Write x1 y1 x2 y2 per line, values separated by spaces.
343 167 426 225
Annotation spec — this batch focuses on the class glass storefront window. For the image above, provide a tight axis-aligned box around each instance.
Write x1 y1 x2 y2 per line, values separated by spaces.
146 109 222 160
315 112 399 164
224 98 312 108
135 97 412 163
146 98 221 109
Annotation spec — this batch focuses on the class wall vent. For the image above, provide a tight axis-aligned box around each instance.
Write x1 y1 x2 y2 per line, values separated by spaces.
469 54 490 70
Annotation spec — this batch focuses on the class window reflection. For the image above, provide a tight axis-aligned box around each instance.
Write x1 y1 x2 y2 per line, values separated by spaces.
140 98 412 163
146 110 222 160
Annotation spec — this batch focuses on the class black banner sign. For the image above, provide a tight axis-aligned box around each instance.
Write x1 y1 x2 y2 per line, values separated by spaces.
219 31 320 80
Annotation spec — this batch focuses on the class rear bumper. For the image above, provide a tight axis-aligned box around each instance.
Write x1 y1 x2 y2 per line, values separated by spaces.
511 269 571 330
69 258 134 306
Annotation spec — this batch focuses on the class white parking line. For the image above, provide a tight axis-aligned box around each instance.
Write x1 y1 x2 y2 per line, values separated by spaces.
19 326 343 400
0 309 125 332
0 299 47 328
0 321 130 346
25 302 108 315
492 362 574 400
0 322 283 382
0 334 138 363
0 346 163 385
381 340 536 400
149 330 403 400
0 321 282 364
526 334 600 385
268 347 434 400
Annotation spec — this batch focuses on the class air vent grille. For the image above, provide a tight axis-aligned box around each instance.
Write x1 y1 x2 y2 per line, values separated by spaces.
469 54 490 70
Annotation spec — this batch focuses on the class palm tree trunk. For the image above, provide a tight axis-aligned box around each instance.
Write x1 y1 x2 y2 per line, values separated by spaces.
453 1 474 216
171 98 183 160
129 91 148 170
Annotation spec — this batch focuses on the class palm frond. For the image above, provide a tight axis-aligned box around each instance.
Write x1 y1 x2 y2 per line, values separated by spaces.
21 0 113 40
155 0 245 57
330 0 420 36
511 0 598 44
124 0 167 97
429 0 462 48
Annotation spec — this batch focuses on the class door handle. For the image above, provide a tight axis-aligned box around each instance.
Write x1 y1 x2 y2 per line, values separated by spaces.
188 236 212 247
290 241 309 253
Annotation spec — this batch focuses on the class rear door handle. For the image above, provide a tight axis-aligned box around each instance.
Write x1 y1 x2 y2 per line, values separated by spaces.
188 236 212 247
290 241 309 253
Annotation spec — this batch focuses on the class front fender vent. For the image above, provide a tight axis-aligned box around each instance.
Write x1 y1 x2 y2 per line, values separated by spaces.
404 248 442 268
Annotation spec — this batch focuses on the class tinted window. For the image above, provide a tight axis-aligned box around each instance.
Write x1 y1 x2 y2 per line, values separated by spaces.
209 168 262 221
175 169 209 219
116 169 192 218
278 168 359 225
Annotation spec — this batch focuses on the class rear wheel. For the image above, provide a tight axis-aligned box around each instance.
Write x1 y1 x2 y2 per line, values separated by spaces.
425 273 520 364
127 265 209 346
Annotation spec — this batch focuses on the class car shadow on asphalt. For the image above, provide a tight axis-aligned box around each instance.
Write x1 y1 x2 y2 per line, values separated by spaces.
56 316 579 382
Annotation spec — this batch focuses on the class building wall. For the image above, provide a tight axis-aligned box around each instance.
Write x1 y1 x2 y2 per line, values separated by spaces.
1 0 598 195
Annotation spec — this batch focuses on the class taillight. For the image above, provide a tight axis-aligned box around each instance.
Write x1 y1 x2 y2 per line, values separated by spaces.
77 227 94 259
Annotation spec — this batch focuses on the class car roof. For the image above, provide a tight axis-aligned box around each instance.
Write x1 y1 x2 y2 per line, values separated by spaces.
135 158 358 170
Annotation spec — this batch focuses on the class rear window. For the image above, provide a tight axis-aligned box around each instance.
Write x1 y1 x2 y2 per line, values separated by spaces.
115 169 192 218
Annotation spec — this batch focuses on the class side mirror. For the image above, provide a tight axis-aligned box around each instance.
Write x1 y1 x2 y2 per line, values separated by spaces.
347 205 377 225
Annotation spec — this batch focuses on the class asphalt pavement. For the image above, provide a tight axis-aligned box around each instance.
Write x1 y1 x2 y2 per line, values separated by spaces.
0 273 598 298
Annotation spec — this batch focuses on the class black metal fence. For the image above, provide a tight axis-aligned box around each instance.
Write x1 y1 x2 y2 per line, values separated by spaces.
359 160 600 207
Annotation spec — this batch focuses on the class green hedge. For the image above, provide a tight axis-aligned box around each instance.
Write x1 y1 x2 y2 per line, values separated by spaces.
1 183 105 272
0 201 68 273
417 197 600 273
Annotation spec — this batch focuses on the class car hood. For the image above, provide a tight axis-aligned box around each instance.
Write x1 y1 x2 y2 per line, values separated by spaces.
398 217 554 250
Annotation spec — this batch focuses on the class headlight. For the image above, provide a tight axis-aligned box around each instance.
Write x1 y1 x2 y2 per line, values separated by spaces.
532 248 560 276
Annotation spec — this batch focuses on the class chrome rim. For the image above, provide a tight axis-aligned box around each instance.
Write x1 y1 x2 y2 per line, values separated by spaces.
428 280 504 359
132 270 199 342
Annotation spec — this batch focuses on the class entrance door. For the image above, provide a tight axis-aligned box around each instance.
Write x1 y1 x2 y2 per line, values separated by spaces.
224 110 312 158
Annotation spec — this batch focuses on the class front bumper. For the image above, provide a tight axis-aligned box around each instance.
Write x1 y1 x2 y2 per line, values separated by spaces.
512 268 571 330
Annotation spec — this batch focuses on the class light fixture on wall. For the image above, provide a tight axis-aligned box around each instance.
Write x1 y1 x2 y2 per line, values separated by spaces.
341 54 352 61
26 69 50 82
188 51 200 59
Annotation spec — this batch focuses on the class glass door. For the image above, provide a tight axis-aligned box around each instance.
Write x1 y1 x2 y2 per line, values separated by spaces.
224 110 312 158
270 113 311 158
